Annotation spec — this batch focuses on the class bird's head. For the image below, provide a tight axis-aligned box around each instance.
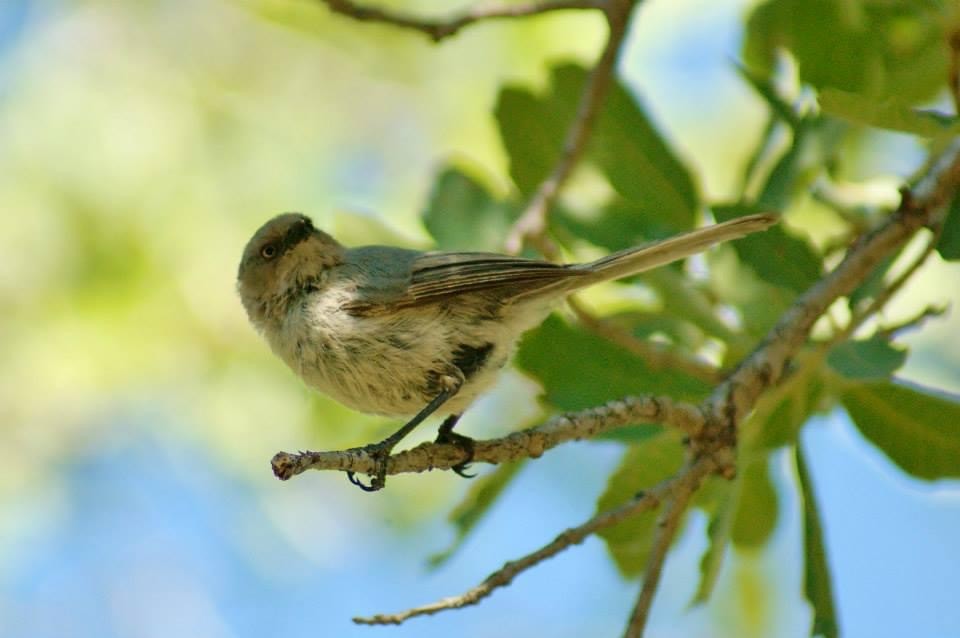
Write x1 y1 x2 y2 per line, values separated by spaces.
237 213 344 329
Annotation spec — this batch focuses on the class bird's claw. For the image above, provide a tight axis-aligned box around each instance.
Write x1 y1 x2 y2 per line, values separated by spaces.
345 444 390 492
435 429 476 480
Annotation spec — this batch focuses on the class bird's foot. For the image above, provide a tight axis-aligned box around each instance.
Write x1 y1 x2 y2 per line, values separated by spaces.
435 428 476 479
346 442 392 492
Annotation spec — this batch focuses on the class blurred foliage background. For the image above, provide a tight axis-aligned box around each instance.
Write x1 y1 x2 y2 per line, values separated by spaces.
2 0 960 637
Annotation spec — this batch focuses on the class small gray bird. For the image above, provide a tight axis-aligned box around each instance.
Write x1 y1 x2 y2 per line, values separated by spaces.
237 212 777 491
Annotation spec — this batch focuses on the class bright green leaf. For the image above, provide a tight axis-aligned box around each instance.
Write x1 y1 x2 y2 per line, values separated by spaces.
828 337 906 380
796 445 839 638
731 454 779 547
715 204 822 292
428 461 526 568
691 487 736 604
422 167 519 252
842 381 960 480
580 67 699 234
496 64 698 237
819 88 957 137
516 315 710 411
595 431 686 577
745 0 948 103
495 83 574 197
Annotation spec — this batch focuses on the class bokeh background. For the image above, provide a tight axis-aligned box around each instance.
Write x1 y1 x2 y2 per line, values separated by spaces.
1 0 959 636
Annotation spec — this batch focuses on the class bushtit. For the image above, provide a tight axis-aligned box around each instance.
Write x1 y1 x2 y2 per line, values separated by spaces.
238 212 777 491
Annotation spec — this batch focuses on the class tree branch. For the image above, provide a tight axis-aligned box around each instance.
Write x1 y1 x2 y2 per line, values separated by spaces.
272 394 705 480
623 459 711 638
505 0 639 256
703 139 960 432
319 0 605 43
612 141 960 635
353 456 717 626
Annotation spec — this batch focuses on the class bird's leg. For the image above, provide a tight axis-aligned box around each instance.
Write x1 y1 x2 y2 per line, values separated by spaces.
434 414 476 479
347 373 462 492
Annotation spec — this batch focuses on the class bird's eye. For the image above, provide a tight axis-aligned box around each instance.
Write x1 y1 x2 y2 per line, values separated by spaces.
260 244 278 259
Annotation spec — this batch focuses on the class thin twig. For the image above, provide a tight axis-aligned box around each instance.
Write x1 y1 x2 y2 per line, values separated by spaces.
272 394 705 480
505 0 638 256
875 304 948 339
568 297 724 384
319 0 604 42
838 233 940 343
354 456 716 625
623 460 712 638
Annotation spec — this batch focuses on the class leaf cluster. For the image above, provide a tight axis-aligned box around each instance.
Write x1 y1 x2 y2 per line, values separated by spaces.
421 3 960 634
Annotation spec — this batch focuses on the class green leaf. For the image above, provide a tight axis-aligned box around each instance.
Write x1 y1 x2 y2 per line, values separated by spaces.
745 0 949 103
582 67 699 234
495 82 575 197
553 200 661 253
936 194 960 261
428 461 525 568
730 454 779 548
691 486 736 604
736 63 801 130
516 315 710 411
595 431 686 577
827 337 906 380
714 204 822 292
496 64 699 237
750 374 823 451
796 445 839 638
422 167 519 252
819 88 957 137
842 381 960 480
755 118 815 211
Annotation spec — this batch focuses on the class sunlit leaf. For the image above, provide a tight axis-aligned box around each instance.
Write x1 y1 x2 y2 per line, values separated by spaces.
692 487 736 604
819 88 957 137
422 167 519 252
745 0 949 103
715 204 822 292
495 82 574 197
842 381 960 480
731 454 779 547
496 64 698 237
582 66 699 235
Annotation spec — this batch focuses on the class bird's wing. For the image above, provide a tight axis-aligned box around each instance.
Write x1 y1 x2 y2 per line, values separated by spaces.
407 252 586 300
342 250 586 314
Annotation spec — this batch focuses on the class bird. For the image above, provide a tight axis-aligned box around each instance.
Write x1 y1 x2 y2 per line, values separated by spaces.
237 211 777 491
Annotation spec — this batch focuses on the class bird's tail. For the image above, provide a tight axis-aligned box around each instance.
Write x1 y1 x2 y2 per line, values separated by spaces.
573 213 778 284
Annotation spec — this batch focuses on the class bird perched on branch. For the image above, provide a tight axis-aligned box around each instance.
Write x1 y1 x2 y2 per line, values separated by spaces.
237 212 777 491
